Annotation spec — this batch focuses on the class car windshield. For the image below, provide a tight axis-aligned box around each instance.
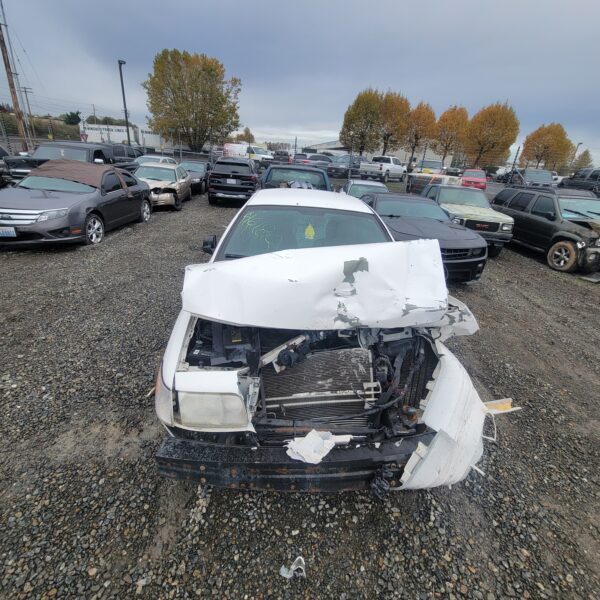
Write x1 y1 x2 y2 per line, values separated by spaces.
376 198 449 221
417 160 443 170
32 146 88 162
334 155 351 164
135 166 176 182
348 183 386 198
252 147 268 155
438 187 490 208
180 162 206 173
266 168 327 190
135 156 162 164
218 205 389 258
17 176 96 193
463 170 485 178
559 197 600 219
525 169 553 183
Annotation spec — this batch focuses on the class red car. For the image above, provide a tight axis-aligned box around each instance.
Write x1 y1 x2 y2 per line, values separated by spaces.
461 169 487 190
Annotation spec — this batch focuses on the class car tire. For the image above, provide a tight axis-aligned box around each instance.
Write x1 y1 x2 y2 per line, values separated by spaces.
208 194 218 206
84 213 104 245
185 187 192 201
547 240 578 272
137 199 152 223
487 245 503 258
382 172 389 183
173 193 183 211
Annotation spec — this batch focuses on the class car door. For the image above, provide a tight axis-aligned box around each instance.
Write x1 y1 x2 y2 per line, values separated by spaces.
98 172 129 227
120 171 144 220
526 194 559 249
176 167 191 197
503 192 535 240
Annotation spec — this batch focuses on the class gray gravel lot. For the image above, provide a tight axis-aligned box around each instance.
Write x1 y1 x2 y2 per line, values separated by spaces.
1 190 599 599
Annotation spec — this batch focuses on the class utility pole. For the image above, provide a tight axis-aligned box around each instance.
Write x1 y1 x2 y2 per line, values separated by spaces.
117 59 131 145
21 86 36 138
0 17 27 150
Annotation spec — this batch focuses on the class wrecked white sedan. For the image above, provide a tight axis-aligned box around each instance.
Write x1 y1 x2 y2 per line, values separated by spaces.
155 189 505 495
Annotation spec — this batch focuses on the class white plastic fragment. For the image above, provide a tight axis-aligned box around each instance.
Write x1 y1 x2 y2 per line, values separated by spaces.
285 429 352 464
280 556 306 579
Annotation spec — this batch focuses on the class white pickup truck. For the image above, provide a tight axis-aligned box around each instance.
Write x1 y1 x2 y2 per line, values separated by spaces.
359 155 407 182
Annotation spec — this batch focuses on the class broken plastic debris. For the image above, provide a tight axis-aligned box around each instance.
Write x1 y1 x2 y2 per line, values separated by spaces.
280 556 306 579
285 429 352 464
484 398 521 415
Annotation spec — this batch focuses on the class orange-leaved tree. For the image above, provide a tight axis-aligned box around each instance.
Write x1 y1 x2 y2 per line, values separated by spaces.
431 105 468 167
379 91 411 155
402 102 436 166
339 88 383 155
520 123 573 170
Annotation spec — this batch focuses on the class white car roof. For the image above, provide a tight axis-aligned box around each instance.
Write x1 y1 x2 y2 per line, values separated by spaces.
348 179 388 187
137 162 177 170
246 188 373 213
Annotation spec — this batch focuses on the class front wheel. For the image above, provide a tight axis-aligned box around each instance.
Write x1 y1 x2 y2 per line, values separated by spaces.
547 240 578 272
208 194 218 206
84 213 104 245
382 172 389 183
487 245 503 258
172 193 182 211
137 199 151 223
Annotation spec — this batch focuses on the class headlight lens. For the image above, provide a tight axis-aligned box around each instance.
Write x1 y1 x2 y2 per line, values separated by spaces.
155 364 173 426
37 209 68 222
177 391 248 429
501 223 513 232
452 216 464 225
472 247 486 257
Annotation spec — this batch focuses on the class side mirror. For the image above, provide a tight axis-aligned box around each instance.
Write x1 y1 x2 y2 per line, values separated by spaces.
202 235 217 255
543 211 556 220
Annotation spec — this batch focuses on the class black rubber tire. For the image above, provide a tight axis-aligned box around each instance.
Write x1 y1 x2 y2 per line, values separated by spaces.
172 193 182 211
83 213 104 245
382 172 389 183
184 187 192 201
546 240 578 272
137 199 151 223
208 194 218 206
487 245 503 258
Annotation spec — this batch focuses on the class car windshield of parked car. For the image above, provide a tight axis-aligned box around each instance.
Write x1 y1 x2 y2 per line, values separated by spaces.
135 156 162 164
376 198 450 221
334 155 351 164
135 166 176 182
251 147 269 155
32 146 88 162
417 160 443 170
525 169 553 183
17 176 96 193
559 197 600 219
348 183 386 198
267 168 327 190
180 162 206 174
463 170 485 178
438 188 490 208
218 206 389 258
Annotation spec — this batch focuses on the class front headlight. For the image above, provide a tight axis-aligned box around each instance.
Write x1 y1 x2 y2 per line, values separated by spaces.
472 247 486 257
501 223 513 232
452 216 464 225
155 364 173 426
177 391 248 429
37 209 68 222
594 238 600 247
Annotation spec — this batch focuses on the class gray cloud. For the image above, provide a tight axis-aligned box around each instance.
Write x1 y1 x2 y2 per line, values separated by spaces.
3 0 599 160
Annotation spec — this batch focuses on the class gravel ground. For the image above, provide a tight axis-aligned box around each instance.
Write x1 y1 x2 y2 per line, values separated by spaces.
1 190 599 599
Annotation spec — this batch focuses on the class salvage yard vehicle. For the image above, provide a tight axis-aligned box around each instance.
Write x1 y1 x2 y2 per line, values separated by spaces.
0 159 151 247
341 178 389 198
492 187 600 272
509 168 553 188
559 167 600 196
422 184 514 257
133 154 177 166
359 155 406 182
327 154 365 179
460 169 487 191
208 158 259 205
363 192 488 283
412 159 444 174
155 188 509 493
260 165 332 191
3 141 139 180
179 160 209 194
135 163 191 210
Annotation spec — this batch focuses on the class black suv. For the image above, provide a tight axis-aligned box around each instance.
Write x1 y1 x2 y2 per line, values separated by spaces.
491 187 600 272
207 158 258 205
559 168 600 197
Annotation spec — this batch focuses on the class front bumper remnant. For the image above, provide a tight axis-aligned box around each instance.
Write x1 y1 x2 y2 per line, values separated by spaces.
156 431 435 492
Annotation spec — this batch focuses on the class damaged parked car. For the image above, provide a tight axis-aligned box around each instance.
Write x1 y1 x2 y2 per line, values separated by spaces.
155 188 512 494
134 163 191 210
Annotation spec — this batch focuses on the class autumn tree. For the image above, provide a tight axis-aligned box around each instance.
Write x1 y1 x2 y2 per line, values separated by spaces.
144 49 241 151
431 106 468 166
379 91 410 155
235 127 255 143
572 149 593 170
520 123 573 169
464 103 519 167
402 102 436 166
339 88 382 155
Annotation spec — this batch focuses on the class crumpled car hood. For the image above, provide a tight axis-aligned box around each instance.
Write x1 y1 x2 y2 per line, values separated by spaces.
182 240 448 330
440 203 514 223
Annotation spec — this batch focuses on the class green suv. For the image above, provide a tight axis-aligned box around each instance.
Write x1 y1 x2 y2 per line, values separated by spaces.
491 187 600 272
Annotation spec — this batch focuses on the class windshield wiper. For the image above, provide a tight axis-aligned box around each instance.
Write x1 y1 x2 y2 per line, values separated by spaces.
585 210 600 217
563 209 590 218
380 214 401 218
224 253 247 259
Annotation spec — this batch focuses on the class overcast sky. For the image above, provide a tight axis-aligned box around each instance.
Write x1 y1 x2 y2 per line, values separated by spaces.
2 0 599 161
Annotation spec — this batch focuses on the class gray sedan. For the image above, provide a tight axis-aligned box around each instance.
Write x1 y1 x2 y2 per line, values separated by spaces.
0 160 151 247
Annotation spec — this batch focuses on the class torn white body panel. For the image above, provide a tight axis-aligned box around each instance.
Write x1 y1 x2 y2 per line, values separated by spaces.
286 430 353 464
400 340 487 490
181 240 447 330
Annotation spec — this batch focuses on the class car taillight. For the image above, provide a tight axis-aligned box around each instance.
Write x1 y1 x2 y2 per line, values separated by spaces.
379 163 383 171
